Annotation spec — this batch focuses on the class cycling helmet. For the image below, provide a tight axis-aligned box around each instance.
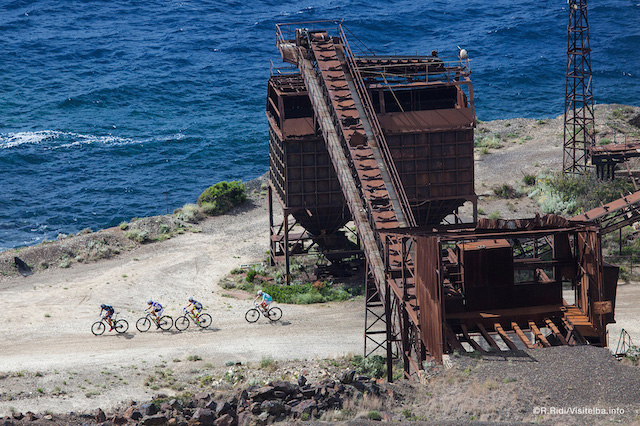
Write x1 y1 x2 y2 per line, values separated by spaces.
147 299 153 305
100 303 106 309
188 297 194 302
257 290 263 296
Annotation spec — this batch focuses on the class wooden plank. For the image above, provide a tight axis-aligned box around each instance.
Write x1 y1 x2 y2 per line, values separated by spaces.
446 304 564 320
560 317 587 345
528 321 551 347
511 322 534 349
544 318 569 345
460 324 486 353
477 323 501 350
445 325 466 353
494 323 518 351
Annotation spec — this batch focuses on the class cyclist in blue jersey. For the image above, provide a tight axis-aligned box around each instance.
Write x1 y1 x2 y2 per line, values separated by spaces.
254 290 273 313
146 300 163 327
187 297 203 320
100 303 115 331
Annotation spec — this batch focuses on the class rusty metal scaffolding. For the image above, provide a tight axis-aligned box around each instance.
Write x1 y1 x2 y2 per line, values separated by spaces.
563 0 595 175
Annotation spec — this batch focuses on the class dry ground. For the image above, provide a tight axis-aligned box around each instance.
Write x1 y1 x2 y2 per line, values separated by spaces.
2 104 640 423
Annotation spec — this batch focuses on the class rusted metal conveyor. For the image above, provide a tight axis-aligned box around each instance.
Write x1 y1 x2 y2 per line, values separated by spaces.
277 23 422 377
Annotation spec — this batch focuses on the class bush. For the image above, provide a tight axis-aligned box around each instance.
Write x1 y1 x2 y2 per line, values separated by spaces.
368 411 382 421
522 174 536 186
263 282 352 304
198 181 247 215
530 172 634 216
493 184 521 199
125 230 150 243
175 204 203 223
350 355 386 379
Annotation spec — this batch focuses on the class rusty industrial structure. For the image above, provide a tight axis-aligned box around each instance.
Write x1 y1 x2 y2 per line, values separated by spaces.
267 21 622 381
563 0 595 175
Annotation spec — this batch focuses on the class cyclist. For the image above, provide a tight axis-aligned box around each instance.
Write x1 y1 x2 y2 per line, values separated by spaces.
146 300 163 327
100 303 115 331
187 297 203 321
254 290 273 313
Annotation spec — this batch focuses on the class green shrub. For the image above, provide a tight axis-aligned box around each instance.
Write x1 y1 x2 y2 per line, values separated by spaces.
197 181 247 215
598 138 612 146
119 222 129 230
175 204 203 223
522 174 536 186
368 411 382 421
488 211 501 220
350 355 386 379
493 184 521 199
530 172 634 216
245 269 257 283
124 230 150 243
263 282 352 304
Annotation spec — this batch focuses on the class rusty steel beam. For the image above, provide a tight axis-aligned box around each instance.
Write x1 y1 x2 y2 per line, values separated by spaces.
511 322 535 349
494 323 518 351
529 321 551 347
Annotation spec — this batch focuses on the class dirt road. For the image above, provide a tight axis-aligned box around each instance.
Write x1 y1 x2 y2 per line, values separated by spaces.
0 201 365 416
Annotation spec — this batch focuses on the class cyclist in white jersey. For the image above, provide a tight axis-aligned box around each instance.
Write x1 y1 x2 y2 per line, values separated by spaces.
187 297 203 320
146 300 163 326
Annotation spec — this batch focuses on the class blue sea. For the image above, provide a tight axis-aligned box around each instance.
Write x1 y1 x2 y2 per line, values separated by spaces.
1 0 639 251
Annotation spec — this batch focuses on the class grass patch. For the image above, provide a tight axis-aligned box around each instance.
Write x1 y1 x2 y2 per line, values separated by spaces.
187 355 202 362
522 174 536 186
263 281 356 304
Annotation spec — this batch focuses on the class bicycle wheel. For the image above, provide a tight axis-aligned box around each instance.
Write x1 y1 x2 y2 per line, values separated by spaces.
175 316 190 331
267 307 282 322
136 317 151 332
245 308 260 323
196 313 212 328
158 315 173 331
91 321 106 336
115 319 129 334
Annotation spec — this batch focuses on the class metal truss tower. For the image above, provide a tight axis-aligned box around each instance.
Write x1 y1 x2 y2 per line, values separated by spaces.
563 0 595 175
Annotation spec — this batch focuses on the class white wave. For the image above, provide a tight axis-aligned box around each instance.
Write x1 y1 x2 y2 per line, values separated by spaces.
1 130 182 150
0 130 64 149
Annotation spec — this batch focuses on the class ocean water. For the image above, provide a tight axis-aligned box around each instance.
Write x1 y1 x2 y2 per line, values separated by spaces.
1 0 639 251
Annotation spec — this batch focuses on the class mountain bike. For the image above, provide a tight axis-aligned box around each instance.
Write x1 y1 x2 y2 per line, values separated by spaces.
136 312 173 332
175 307 212 331
245 301 282 323
91 313 129 335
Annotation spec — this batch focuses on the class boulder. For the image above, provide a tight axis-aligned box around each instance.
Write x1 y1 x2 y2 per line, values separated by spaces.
195 392 211 401
297 375 307 387
339 370 355 384
141 413 168 425
124 406 143 420
24 412 37 421
140 403 158 416
95 408 106 423
204 400 218 411
111 415 128 424
215 401 232 417
213 413 234 426
260 400 285 416
236 411 256 426
291 399 317 416
191 408 215 425
248 386 274 401
270 381 298 396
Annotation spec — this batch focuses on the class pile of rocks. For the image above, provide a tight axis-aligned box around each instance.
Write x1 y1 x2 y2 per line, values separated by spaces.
1 372 385 425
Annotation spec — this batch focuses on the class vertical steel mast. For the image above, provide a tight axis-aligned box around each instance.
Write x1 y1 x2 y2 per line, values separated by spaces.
563 0 595 175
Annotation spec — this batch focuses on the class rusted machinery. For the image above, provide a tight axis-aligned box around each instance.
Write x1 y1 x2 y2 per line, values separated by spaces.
267 21 621 381
268 21 476 283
